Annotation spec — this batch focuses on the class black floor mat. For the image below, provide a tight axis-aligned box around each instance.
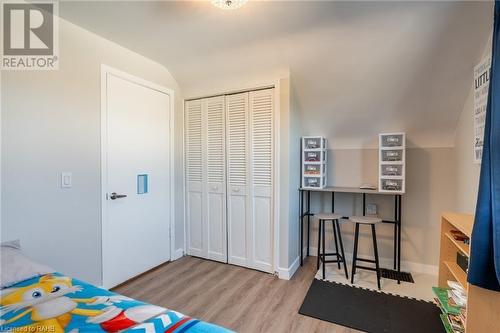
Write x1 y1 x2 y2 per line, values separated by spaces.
299 279 445 333
380 268 414 283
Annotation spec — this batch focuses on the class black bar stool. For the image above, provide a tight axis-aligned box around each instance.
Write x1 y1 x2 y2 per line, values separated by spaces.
349 216 383 290
316 213 349 280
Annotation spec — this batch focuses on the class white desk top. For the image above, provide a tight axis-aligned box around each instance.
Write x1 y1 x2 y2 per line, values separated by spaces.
299 186 403 195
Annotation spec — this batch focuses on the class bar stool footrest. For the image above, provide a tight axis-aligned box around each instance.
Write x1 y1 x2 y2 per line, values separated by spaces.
322 259 345 264
356 258 376 264
319 253 345 264
354 265 379 272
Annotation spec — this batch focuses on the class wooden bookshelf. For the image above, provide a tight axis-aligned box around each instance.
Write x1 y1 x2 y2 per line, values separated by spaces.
438 212 500 333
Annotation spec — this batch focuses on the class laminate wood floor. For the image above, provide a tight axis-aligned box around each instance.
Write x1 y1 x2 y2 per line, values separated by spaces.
113 256 362 333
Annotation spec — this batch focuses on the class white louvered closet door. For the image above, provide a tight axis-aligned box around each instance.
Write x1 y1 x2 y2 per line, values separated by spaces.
187 89 274 272
226 89 274 272
205 96 227 262
226 92 250 267
185 99 204 258
249 89 274 272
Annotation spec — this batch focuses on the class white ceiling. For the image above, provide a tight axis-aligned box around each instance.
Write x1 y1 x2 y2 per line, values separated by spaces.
59 1 493 148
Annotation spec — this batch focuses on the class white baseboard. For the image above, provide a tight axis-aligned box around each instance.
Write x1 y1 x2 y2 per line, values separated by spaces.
171 248 184 261
303 246 438 275
276 256 300 280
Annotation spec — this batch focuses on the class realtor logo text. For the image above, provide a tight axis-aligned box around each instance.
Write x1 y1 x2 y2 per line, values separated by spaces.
2 1 59 70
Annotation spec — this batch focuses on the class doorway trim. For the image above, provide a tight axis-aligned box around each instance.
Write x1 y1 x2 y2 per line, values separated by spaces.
100 64 175 288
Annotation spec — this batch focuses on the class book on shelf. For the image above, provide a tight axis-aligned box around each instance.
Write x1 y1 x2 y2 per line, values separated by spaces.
433 282 468 333
448 314 465 333
448 295 463 308
447 281 466 294
456 252 469 274
439 312 465 333
440 314 455 333
458 308 466 327
450 229 469 244
448 289 466 308
432 287 462 315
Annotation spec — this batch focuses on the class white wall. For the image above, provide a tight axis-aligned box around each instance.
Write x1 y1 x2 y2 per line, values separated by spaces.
454 88 481 213
277 78 290 273
286 78 302 271
276 76 301 275
1 18 184 285
453 33 492 213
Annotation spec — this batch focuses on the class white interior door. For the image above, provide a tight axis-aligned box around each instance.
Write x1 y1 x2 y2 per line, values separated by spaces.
103 70 171 288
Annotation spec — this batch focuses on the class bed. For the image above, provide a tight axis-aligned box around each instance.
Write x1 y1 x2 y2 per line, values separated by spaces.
0 241 233 333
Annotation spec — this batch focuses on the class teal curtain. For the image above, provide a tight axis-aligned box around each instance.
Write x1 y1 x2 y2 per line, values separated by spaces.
468 0 500 291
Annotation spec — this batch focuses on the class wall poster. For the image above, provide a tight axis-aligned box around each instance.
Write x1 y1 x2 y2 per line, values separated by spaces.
473 56 491 164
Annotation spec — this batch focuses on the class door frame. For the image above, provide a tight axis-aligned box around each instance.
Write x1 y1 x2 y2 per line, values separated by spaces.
100 64 175 288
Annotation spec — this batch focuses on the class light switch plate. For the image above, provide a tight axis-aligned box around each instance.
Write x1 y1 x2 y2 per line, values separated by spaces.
366 203 377 215
61 172 72 188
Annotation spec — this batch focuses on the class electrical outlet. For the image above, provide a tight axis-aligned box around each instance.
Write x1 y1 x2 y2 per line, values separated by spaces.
366 203 377 215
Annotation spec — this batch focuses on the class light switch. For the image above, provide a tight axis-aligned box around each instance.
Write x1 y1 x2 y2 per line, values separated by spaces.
61 172 72 188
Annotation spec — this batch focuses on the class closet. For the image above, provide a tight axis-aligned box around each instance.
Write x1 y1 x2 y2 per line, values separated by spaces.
185 88 275 273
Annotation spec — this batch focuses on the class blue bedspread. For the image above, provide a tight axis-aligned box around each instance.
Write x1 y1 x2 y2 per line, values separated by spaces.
0 273 232 333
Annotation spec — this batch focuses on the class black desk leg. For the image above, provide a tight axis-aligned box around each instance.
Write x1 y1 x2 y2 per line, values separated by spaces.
307 191 311 257
394 196 398 270
362 193 366 216
397 195 402 284
300 190 303 266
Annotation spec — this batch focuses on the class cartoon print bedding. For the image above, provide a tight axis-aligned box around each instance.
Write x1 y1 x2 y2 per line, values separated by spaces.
0 273 232 333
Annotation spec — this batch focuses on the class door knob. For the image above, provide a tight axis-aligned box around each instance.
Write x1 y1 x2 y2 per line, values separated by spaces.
109 192 127 200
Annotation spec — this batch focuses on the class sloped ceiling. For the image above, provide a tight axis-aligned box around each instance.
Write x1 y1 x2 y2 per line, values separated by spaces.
59 1 493 148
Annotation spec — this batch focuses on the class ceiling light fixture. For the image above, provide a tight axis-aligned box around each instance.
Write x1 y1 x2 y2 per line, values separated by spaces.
211 0 248 10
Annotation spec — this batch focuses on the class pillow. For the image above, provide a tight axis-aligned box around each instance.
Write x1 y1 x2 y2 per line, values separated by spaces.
1 240 54 289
